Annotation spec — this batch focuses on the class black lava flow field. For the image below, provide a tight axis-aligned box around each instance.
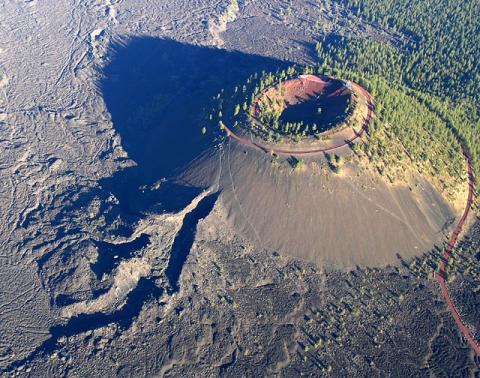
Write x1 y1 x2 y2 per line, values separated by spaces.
4 278 163 372
165 192 220 293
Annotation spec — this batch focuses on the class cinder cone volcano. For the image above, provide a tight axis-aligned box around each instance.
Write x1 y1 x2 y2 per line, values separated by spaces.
179 75 455 268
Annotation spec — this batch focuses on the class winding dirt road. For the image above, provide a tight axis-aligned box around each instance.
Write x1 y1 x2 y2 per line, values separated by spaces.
223 78 479 355
435 143 479 355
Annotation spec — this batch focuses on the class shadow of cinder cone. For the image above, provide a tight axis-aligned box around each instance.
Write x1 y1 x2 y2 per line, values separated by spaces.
99 37 288 215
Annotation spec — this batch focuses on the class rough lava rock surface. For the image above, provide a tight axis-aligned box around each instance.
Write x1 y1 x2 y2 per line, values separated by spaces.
0 0 478 376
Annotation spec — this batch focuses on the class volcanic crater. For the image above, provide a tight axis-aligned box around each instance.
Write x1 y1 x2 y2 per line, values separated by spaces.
180 74 456 268
254 75 354 136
